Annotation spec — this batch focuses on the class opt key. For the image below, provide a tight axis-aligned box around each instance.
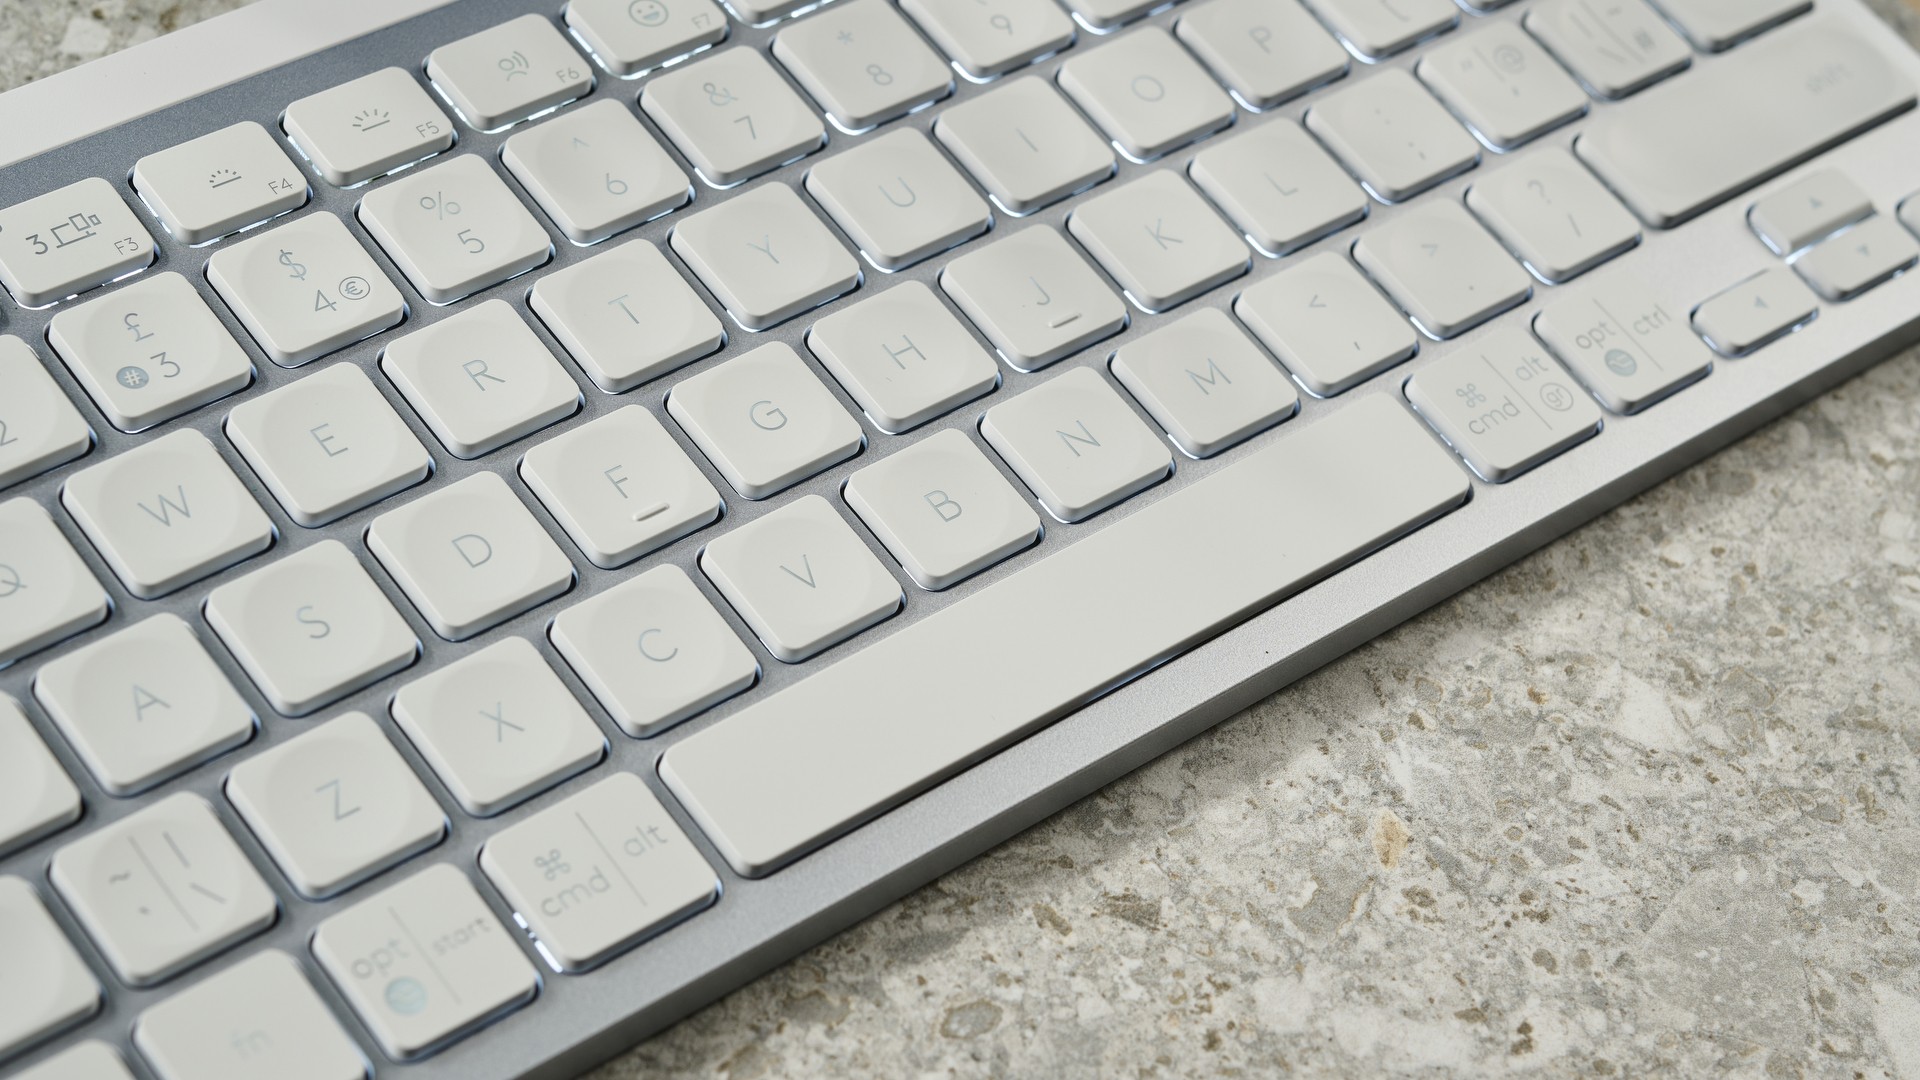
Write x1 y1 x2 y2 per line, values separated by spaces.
1532 271 1713 414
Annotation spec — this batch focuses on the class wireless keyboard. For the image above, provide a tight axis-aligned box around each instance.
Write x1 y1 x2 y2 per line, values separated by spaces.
3 0 1918 1075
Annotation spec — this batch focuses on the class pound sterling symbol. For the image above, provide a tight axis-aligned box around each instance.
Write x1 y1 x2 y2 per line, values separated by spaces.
278 249 308 280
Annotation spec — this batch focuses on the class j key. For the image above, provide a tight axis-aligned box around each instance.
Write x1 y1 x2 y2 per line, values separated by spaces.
1523 0 1689 100
1108 306 1298 458
1352 201 1533 339
1691 268 1820 357
701 493 902 662
0 335 93 490
1186 118 1369 257
282 67 455 187
933 76 1116 215
1532 270 1713 414
1792 216 1920 302
843 428 1040 590
1415 21 1588 151
1175 0 1347 110
358 154 553 305
1749 170 1875 256
939 225 1127 370
1306 69 1479 203
1067 169 1249 312
980 366 1172 522
805 279 1000 433
204 212 406 366
804 127 992 271
772 0 953 132
898 0 1075 80
529 238 725 392
0 499 109 668
0 876 100 1060
47 271 254 432
1648 0 1809 51
667 340 864 499
1306 0 1457 59
426 13 593 131
0 177 156 308
1465 147 1642 284
132 121 309 244
519 405 724 569
132 951 366 1080
380 299 582 459
1056 25 1235 162
565 0 728 76
641 47 826 187
0 695 83 858
1232 250 1418 397
1405 326 1602 483
668 182 860 330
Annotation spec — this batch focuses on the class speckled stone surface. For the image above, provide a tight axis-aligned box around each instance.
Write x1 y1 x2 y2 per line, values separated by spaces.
17 2 1920 1077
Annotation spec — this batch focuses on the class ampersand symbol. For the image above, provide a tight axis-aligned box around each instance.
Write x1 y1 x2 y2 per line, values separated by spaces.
703 82 736 105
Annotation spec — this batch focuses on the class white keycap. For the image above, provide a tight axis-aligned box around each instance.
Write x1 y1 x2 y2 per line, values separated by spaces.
1793 216 1920 302
1109 307 1297 457
226 711 447 899
566 0 728 76
1691 268 1819 357
1465 147 1641 283
1405 326 1602 482
773 0 953 131
1305 69 1479 203
392 636 606 816
1750 170 1875 256
1175 0 1345 110
551 564 758 735
204 539 420 716
1233 251 1417 397
49 792 278 986
520 405 723 569
34 614 255 796
0 177 156 308
1648 0 1808 51
61 428 275 599
204 212 407 366
132 122 310 245
0 499 108 668
381 299 581 459
501 98 692 245
479 772 717 970
806 280 999 432
225 362 434 527
1186 119 1368 257
0 876 100 1060
427 14 594 131
667 340 864 498
980 366 1171 521
1059 0 1161 33
1524 0 1689 100
933 76 1116 215
0 695 82 858
669 182 861 330
282 67 456 187
1533 271 1713 414
47 272 254 432
843 428 1039 589
1067 169 1248 312
1057 26 1235 162
939 225 1127 370
358 154 553 305
0 336 93 490
12 1041 135 1080
898 0 1075 80
1415 21 1588 150
1307 0 1456 58
641 47 827 187
1353 201 1533 339
133 951 366 1080
530 239 725 393
311 863 538 1060
804 127 992 271
701 493 901 661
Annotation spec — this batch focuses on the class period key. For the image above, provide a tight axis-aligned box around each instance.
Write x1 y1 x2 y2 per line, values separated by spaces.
1404 327 1601 482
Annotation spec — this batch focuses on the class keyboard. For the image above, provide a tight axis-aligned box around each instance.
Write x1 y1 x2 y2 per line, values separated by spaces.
2 0 1917 1074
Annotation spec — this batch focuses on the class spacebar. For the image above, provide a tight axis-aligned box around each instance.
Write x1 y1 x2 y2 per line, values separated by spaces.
660 396 1470 877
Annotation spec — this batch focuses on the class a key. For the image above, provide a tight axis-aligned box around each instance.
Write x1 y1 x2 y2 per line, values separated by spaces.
804 127 992 271
0 876 100 1059
1175 0 1346 110
50 792 278 986
1305 69 1480 203
1232 250 1418 396
46 272 254 432
61 428 275 599
0 695 82 858
939 225 1127 370
1186 118 1368 257
773 0 953 131
980 366 1171 521
132 122 310 244
426 13 594 131
1749 170 1875 256
479 772 718 970
566 0 728 76
1532 270 1714 413
381 299 582 459
11 1042 134 1080
204 212 406 366
805 280 1000 433
225 711 447 898
1405 326 1602 482
391 636 606 816
1056 26 1235 162
933 76 1116 215
1647 0 1808 52
282 67 455 187
668 182 861 330
1352 201 1533 339
898 0 1075 80
225 362 433 527
1691 268 1819 357
502 98 691 245
0 177 156 308
550 564 758 735
529 239 725 393
1415 21 1588 150
1465 147 1642 283
520 405 724 569
1306 0 1456 59
311 863 538 1060
667 340 864 498
132 951 366 1080
0 499 108 668
358 154 553 305
843 427 1040 589
1792 216 1920 302
1108 306 1297 457
1067 169 1248 312
34 613 255 796
203 539 420 716
1523 0 1689 100
0 336 93 490
640 47 826 187
700 493 902 661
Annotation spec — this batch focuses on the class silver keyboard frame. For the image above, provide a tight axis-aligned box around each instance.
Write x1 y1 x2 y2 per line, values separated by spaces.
3 0 1918 1077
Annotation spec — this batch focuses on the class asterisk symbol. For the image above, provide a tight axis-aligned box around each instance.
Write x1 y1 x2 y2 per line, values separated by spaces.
836 29 853 42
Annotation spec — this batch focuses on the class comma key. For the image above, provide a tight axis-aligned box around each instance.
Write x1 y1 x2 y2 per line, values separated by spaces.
1405 326 1602 482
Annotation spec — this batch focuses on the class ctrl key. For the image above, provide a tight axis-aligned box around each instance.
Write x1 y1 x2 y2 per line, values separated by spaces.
1405 327 1601 483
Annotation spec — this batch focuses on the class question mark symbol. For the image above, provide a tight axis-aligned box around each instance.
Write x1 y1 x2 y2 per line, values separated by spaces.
1527 180 1550 204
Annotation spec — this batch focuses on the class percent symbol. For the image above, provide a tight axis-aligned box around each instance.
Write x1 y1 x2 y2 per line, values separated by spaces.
419 191 461 218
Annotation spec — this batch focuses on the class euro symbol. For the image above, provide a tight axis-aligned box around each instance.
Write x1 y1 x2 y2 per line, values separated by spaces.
0 564 24 598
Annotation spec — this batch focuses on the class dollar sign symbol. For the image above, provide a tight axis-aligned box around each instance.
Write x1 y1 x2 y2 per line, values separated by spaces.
278 249 308 280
